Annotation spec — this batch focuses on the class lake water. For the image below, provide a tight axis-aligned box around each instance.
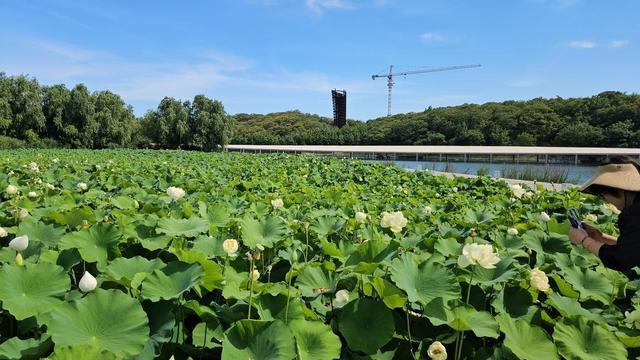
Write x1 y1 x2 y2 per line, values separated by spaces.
383 160 597 184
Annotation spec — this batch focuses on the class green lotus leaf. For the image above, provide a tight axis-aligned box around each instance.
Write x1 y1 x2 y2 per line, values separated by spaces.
48 345 121 360
338 298 394 355
289 319 341 360
0 336 51 360
48 206 97 228
47 289 149 358
371 277 407 309
59 223 121 266
16 218 65 248
0 262 70 320
140 261 203 301
496 313 559 360
552 316 627 360
192 322 223 349
390 254 460 305
491 285 534 318
559 266 613 304
471 258 517 286
255 293 305 322
104 256 166 282
156 217 209 237
241 215 286 250
345 239 398 268
448 305 499 338
546 292 602 322
222 320 296 360
295 264 336 297
111 196 137 210
310 216 345 236
171 248 225 291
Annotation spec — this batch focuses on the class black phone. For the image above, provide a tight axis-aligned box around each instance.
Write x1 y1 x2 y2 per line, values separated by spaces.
569 208 581 228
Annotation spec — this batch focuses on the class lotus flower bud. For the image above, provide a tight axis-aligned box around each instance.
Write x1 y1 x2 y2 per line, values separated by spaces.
507 228 519 236
427 341 447 360
423 206 433 215
223 238 239 256
539 212 550 222
5 185 17 195
355 211 368 223
27 191 37 198
271 198 284 209
251 269 260 281
0 227 7 238
46 183 55 190
79 271 98 292
166 186 185 200
77 182 88 191
17 208 29 220
28 162 39 172
9 235 29 252
333 289 350 308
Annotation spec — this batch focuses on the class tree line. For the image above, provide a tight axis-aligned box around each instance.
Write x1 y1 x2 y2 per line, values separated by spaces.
232 92 640 147
0 73 230 150
2 72 639 149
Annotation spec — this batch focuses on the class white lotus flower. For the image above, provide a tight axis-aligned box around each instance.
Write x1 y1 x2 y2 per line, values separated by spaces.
77 182 88 191
524 191 535 198
530 268 550 292
223 238 239 256
5 185 17 195
539 212 550 222
427 341 447 360
79 271 97 292
585 213 598 222
380 211 407 233
458 243 500 269
166 186 185 200
355 211 368 223
251 269 260 281
52 158 59 163
46 183 55 190
333 289 350 308
423 206 433 215
0 227 7 238
9 235 28 252
507 227 519 236
510 184 525 198
17 208 29 220
271 198 284 209
27 191 37 198
625 310 640 329
28 162 39 172
603 203 621 215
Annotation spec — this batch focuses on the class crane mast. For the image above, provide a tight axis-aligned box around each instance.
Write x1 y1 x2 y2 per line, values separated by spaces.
372 64 481 116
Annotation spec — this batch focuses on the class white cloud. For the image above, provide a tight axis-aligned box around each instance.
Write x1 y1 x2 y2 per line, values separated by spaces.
610 40 630 48
420 32 448 43
305 0 354 13
569 40 596 49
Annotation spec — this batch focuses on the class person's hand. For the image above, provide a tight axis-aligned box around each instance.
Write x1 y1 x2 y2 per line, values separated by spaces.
569 226 589 245
581 222 603 241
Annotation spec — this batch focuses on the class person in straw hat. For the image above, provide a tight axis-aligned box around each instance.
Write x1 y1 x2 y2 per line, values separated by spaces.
569 155 640 271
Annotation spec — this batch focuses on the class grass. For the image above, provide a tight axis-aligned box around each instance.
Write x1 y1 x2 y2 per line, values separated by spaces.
500 165 572 183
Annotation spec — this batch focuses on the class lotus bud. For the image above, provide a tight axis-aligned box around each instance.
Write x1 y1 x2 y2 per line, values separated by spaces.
333 289 350 308
166 186 185 200
271 198 284 209
15 253 23 266
79 271 98 292
251 269 260 281
27 191 37 198
0 227 7 238
9 235 29 252
5 184 17 195
28 162 39 172
423 206 433 215
46 183 55 190
17 208 29 220
223 238 239 257
507 227 519 236
427 341 447 360
539 212 550 222
81 220 90 229
103 215 110 222
77 182 88 191
355 211 368 223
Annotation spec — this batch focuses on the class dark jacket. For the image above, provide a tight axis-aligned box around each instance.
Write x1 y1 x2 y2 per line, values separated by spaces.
599 196 640 271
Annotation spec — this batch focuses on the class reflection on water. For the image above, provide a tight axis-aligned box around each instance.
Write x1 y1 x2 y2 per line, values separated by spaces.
387 160 596 184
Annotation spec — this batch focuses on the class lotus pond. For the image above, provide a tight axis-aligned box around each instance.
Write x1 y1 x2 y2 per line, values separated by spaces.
0 149 638 359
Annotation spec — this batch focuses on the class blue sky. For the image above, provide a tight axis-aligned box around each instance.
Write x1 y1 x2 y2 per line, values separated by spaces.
0 0 638 120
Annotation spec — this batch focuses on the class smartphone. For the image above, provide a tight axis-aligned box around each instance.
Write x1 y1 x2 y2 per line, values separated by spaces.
569 208 582 229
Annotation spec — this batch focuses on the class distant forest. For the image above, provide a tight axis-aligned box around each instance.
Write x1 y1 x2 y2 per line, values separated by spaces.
1 72 639 149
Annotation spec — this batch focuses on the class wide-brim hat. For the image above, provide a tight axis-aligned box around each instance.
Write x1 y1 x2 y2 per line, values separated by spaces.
580 163 640 193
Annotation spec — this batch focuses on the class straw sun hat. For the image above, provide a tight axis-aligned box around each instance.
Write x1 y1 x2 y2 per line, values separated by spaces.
580 163 640 193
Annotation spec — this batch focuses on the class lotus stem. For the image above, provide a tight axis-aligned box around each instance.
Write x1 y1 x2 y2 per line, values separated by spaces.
456 272 474 360
406 307 416 360
285 252 294 324
247 257 255 320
